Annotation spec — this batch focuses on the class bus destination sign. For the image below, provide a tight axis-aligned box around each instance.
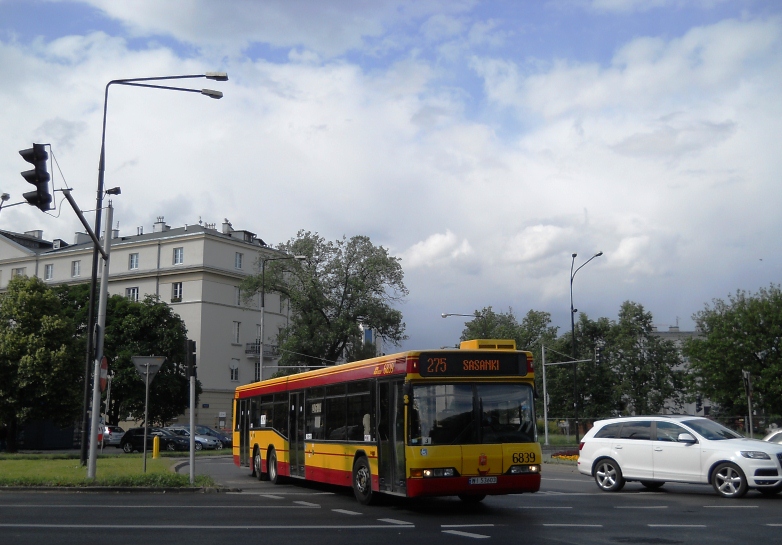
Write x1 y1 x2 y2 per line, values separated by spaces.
418 351 528 377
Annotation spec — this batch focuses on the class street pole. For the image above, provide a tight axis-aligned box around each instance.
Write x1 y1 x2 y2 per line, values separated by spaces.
189 373 195 484
542 344 548 446
87 203 113 479
80 72 227 465
143 362 150 474
569 251 602 443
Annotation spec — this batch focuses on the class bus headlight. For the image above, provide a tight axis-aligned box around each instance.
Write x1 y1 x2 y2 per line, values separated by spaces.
413 468 458 478
508 464 541 474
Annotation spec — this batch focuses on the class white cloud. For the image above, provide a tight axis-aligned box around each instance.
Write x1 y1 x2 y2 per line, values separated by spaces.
401 230 474 269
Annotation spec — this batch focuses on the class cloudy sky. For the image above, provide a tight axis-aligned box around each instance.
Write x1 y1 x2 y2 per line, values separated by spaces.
2 0 780 351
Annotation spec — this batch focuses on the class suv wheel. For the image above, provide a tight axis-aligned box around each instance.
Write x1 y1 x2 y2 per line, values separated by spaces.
122 442 134 453
712 462 748 498
594 458 625 492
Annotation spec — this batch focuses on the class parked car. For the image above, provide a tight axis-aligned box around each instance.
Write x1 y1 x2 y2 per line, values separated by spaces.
165 427 221 450
763 429 782 444
174 425 231 448
101 425 125 447
578 415 782 498
120 427 189 453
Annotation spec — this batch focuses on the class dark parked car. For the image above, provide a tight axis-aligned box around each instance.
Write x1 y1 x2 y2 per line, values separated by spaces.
120 427 189 453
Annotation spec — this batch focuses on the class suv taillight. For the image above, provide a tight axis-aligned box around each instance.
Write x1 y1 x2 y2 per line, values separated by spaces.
579 442 584 451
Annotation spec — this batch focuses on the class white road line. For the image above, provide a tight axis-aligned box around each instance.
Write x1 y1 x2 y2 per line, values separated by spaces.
648 525 707 528
0 524 415 530
441 524 494 528
257 494 284 499
293 501 320 507
703 505 758 508
442 530 490 539
614 506 668 509
332 509 362 515
378 518 414 526
543 524 603 528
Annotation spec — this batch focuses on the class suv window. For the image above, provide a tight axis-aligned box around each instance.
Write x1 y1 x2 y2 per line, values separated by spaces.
594 423 621 438
619 421 651 440
656 421 687 442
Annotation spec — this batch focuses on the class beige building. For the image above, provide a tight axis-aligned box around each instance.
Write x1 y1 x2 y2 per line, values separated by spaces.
0 218 293 432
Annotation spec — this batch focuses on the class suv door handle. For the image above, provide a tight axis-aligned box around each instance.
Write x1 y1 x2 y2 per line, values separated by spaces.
654 447 663 452
614 445 622 449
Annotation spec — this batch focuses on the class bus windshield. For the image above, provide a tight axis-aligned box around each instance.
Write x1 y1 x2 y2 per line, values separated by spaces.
410 383 535 446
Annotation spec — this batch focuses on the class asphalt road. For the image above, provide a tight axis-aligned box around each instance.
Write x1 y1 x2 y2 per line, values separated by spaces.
0 456 778 544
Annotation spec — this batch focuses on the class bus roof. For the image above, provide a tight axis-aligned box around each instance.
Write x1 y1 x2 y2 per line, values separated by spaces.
235 340 532 399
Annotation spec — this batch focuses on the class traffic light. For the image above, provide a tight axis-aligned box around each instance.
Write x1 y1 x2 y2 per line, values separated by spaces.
20 143 52 211
695 395 703 413
595 344 603 364
185 339 197 378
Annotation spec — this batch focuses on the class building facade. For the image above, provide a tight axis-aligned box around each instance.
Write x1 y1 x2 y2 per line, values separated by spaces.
0 218 292 432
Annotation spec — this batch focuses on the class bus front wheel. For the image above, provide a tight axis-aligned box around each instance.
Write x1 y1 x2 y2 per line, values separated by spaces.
352 456 375 505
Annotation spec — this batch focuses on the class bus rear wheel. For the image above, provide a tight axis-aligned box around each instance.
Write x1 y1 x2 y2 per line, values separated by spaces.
353 456 375 505
268 448 280 485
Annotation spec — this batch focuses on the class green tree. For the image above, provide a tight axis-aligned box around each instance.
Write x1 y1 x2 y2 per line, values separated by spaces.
608 301 685 414
0 277 82 452
241 231 408 368
54 287 198 426
685 285 782 416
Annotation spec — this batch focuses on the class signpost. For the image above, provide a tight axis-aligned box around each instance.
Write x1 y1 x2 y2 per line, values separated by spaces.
132 356 165 473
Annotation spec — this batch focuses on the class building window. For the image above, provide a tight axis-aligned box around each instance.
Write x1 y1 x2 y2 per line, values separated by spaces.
235 286 242 306
44 264 53 280
235 252 243 269
12 267 27 278
126 287 139 302
173 247 184 265
230 359 239 382
254 360 261 382
232 321 241 344
71 260 81 277
129 253 139 270
172 282 183 302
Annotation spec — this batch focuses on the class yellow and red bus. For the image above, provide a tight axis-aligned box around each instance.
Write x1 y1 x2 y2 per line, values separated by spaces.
233 339 541 504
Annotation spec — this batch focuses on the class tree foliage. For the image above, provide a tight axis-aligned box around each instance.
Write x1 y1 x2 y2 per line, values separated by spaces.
55 287 198 426
241 231 408 367
685 285 782 416
0 277 82 451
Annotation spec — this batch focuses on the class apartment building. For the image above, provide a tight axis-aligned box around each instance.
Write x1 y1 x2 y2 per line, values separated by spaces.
0 217 292 431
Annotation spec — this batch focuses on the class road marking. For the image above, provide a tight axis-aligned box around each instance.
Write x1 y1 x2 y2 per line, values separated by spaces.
543 524 603 528
703 505 758 508
332 509 362 515
442 530 490 539
614 506 668 509
258 494 284 499
293 501 320 507
442 524 494 528
227 491 334 496
378 519 414 526
0 524 415 530
648 525 707 528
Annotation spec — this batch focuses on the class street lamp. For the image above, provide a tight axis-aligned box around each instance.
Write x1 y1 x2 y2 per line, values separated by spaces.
442 311 490 340
258 254 306 380
570 251 603 443
80 72 228 469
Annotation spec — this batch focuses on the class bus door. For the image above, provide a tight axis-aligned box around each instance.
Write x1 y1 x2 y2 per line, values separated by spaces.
238 398 250 467
378 380 406 493
288 392 305 477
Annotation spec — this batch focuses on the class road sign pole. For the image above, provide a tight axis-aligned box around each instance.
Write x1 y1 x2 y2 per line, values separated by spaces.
131 356 165 474
143 363 150 473
190 375 195 484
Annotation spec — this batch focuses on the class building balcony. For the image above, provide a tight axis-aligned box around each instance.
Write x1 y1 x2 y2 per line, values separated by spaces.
245 340 279 359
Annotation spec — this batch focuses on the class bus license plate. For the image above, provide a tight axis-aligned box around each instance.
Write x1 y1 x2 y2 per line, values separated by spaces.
468 477 497 485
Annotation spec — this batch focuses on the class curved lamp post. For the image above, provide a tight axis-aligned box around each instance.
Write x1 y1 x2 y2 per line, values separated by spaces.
570 251 603 443
81 72 228 472
258 254 306 380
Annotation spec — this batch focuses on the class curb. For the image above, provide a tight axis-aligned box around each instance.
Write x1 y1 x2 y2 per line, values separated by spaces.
0 486 226 493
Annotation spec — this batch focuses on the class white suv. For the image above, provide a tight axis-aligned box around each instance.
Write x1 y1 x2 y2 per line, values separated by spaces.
578 416 782 498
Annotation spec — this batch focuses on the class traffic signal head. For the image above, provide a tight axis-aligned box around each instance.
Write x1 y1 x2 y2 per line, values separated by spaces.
20 143 52 211
595 344 603 364
185 339 197 378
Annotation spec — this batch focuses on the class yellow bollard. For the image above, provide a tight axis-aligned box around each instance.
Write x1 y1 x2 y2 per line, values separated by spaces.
152 435 160 458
